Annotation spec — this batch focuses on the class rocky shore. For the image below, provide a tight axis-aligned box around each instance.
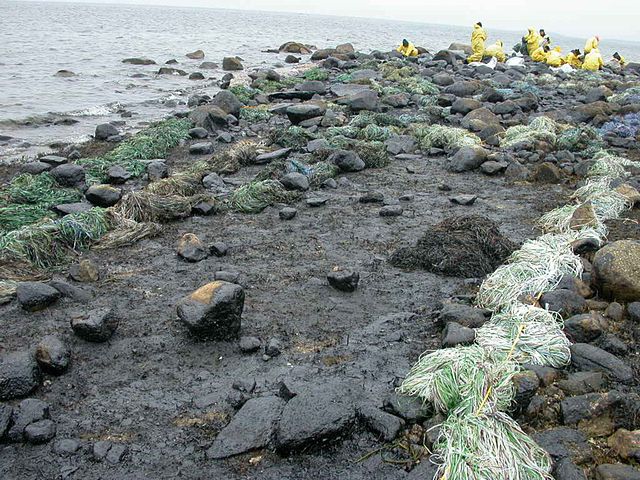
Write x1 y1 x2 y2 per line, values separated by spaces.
1 41 640 479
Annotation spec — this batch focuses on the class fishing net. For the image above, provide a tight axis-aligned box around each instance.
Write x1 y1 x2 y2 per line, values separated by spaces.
501 116 559 149
412 124 481 151
389 216 516 277
228 180 300 214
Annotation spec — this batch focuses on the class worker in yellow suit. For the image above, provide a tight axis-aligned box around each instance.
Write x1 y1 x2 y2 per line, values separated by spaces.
546 47 564 67
564 49 583 68
523 28 541 55
613 52 627 67
396 39 419 57
484 40 506 62
531 45 550 63
467 22 487 62
582 48 604 71
584 36 600 54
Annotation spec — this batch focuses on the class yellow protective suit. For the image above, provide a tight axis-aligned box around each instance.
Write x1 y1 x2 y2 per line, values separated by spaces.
484 41 506 62
584 36 599 54
524 28 541 55
531 46 548 63
546 47 564 67
582 49 604 71
564 52 582 68
467 23 487 62
397 42 419 57
617 55 627 67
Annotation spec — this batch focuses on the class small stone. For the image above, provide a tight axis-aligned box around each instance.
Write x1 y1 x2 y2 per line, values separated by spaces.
306 197 327 207
265 338 282 357
327 270 359 292
280 172 309 191
0 404 12 438
597 334 628 356
279 207 297 220
189 142 214 155
146 160 168 180
189 127 209 139
16 282 61 312
176 281 245 339
595 463 640 480
627 302 640 322
358 405 405 442
177 233 208 262
593 240 640 301
192 201 216 216
533 427 590 464
53 438 81 455
379 205 403 217
85 184 121 207
449 194 477 205
441 322 475 347
328 149 365 172
35 336 70 375
40 155 67 166
106 165 131 184
438 303 489 328
24 419 56 444
359 191 384 204
239 336 261 353
209 242 228 257
23 161 52 175
604 302 624 321
322 178 338 189
554 458 588 480
70 308 119 342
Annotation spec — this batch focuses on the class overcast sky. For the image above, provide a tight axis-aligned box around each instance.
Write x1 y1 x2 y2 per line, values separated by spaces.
33 0 640 41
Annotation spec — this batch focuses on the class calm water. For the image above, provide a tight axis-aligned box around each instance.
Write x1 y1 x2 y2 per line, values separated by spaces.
2 0 640 160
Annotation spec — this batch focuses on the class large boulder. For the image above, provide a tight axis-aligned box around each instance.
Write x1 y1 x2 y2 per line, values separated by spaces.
0 351 41 400
95 123 119 140
189 105 230 132
50 164 85 187
448 145 488 172
593 240 640 301
222 57 243 71
210 90 242 117
176 281 245 339
207 396 285 458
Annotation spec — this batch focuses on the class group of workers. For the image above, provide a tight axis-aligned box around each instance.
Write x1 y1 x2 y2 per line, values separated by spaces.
396 24 628 73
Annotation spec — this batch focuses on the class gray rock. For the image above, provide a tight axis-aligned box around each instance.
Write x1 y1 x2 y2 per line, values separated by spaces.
379 205 403 217
557 372 605 396
211 90 242 117
560 391 623 425
35 336 70 375
275 383 358 452
512 370 540 413
554 458 588 480
432 72 454 86
208 396 285 458
329 149 365 172
16 282 61 312
564 313 608 342
540 289 587 318
189 127 209 139
358 404 404 442
280 172 309 191
24 419 56 444
176 281 245 339
146 160 168 180
533 427 590 463
0 403 12 439
327 270 359 292
202 172 225 191
123 57 156 65
189 105 230 132
53 438 81 455
285 55 300 64
85 184 121 207
40 155 67 166
23 161 52 174
595 463 640 480
449 194 477 205
7 398 49 442
442 321 475 347
189 142 214 155
0 352 41 401
628 302 640 322
222 57 243 71
451 98 482 115
449 145 488 172
107 165 131 184
307 197 328 207
279 207 298 220
255 148 291 164
286 103 326 124
186 49 205 59
385 135 415 155
480 160 507 175
50 163 85 187
199 61 218 69
438 303 489 328
336 89 379 111
95 123 119 141
177 233 208 262
570 343 633 383
383 392 430 422
93 441 128 463
444 81 480 97
209 241 228 257
71 308 119 342
239 336 261 353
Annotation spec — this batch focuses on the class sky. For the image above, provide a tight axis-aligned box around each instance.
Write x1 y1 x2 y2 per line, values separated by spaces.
28 0 640 41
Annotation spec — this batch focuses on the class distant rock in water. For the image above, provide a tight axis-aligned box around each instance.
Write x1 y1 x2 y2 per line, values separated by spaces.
165 59 178 64
54 70 75 77
189 72 205 80
199 61 218 69
158 66 187 76
186 49 205 59
279 41 313 54
222 57 243 71
122 57 156 65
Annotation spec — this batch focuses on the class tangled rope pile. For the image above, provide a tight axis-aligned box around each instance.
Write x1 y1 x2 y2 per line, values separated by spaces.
399 150 640 479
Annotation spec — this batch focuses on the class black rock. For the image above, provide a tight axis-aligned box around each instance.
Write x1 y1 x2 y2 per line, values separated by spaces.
359 192 384 204
275 383 358 452
222 57 243 71
336 89 379 111
441 322 475 347
35 336 70 375
564 313 608 343
209 241 228 257
286 103 326 125
210 90 242 117
358 404 404 442
327 270 359 292
189 127 209 139
438 303 489 328
85 184 121 207
16 281 61 312
279 207 297 220
7 398 49 442
512 370 540 413
383 392 431 422
328 149 365 172
176 281 245 339
449 145 488 172
146 160 168 180
265 338 282 357
208 396 285 458
595 463 640 480
560 391 623 425
557 372 605 396
40 155 67 166
285 55 300 64
533 427 590 463
570 343 633 383
597 334 628 356
53 438 81 455
189 142 214 155
24 419 56 444
449 194 477 205
71 308 119 342
379 205 403 217
106 165 131 184
554 458 588 480
93 441 128 463
23 161 52 175
95 123 119 141
540 289 588 318
177 233 208 262
50 163 85 187
0 403 12 439
280 172 309 191
0 351 41 401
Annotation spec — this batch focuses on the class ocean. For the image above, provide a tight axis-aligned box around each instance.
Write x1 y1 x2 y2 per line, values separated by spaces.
1 0 639 161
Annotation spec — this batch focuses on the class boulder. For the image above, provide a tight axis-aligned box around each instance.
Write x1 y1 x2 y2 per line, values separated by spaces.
286 103 326 125
311 48 336 60
328 150 365 172
285 55 300 64
255 148 292 164
279 42 312 54
189 142 214 155
107 165 131 184
199 61 218 69
432 72 454 86
16 282 61 312
438 303 489 328
210 90 242 117
451 98 482 115
358 404 404 442
222 57 243 71
189 105 229 132
296 80 326 94
595 464 640 480
158 66 187 76
186 49 205 59
279 207 298 220
449 194 477 206
608 429 640 461
0 352 41 400
512 370 540 413
35 336 70 375
207 396 285 459
147 160 168 180
24 419 56 444
564 313 608 343
280 172 309 191
336 89 379 111
448 42 473 54
85 184 121 207
50 164 85 187
461 107 500 129
540 289 587 318
239 336 261 353
570 343 633 384
448 145 488 172
593 240 640 301
122 57 156 65
560 391 623 425
95 123 119 140
442 322 475 347
176 281 245 339
379 205 403 217
189 72 204 80
533 427 590 464
71 308 119 342
23 161 52 175
275 383 357 452
585 86 612 104
444 81 481 97
554 458 588 480
177 233 208 262
7 398 49 442
327 270 359 292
